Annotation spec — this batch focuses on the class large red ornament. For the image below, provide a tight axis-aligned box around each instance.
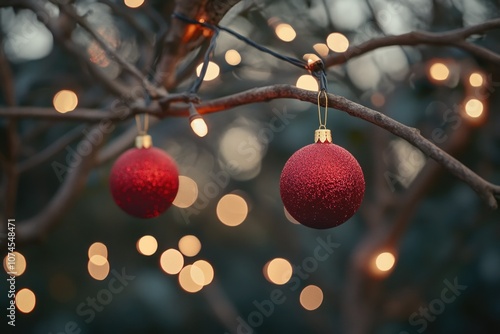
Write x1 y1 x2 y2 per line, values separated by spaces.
280 130 365 229
110 136 179 218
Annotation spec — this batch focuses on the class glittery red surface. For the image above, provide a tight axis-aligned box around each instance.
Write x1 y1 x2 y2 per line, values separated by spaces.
110 147 179 218
280 142 365 229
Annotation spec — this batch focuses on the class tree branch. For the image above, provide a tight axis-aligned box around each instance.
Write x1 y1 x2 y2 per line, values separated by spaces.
2 84 500 210
16 126 107 244
22 0 130 97
155 0 241 89
324 18 500 67
18 125 86 173
50 0 165 99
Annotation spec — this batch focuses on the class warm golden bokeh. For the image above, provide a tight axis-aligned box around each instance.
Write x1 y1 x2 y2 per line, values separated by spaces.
216 194 248 226
88 242 108 259
124 0 144 8
190 117 209 137
464 98 484 118
136 235 158 256
88 259 110 280
296 74 319 91
469 72 484 87
178 265 204 293
225 49 242 66
53 90 78 113
429 62 449 81
3 251 27 276
326 32 349 52
300 285 323 311
284 207 300 225
193 260 214 286
173 176 199 208
89 254 108 266
275 23 296 42
178 235 202 257
374 252 396 272
313 43 330 57
160 249 184 275
16 288 36 313
196 61 220 81
266 258 293 285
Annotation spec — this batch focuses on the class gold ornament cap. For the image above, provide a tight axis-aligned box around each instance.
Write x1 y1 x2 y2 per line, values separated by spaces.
315 129 332 143
135 134 152 149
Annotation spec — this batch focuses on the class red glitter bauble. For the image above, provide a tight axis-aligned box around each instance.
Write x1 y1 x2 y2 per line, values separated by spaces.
110 147 179 218
280 141 365 229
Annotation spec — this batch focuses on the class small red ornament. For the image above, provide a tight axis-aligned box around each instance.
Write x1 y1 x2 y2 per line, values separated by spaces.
110 135 179 218
280 129 365 229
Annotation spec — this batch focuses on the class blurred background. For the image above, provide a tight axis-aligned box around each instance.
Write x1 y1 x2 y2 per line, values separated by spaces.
1 0 500 333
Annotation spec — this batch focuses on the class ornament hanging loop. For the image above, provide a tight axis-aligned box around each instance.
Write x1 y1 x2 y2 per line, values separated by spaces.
135 113 149 135
135 113 152 148
317 89 328 129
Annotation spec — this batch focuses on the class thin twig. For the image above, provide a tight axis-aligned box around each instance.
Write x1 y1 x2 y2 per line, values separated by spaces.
18 125 86 173
22 0 130 97
324 18 500 67
99 0 155 45
50 0 164 99
16 125 107 244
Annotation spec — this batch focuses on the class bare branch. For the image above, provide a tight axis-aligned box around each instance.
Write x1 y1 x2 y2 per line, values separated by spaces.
324 18 500 67
0 107 116 122
167 85 500 208
22 0 130 97
18 125 86 173
155 0 241 88
2 84 500 210
98 0 155 46
50 0 165 99
16 126 107 244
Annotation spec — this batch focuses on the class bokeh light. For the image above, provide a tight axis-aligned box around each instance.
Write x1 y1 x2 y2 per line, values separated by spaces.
173 176 199 208
16 288 36 313
88 242 108 259
88 259 110 281
196 61 220 81
216 194 248 226
193 260 214 286
190 117 208 137
124 0 144 8
284 207 300 225
375 252 396 272
326 32 349 52
266 258 293 285
160 249 184 275
89 255 108 266
429 62 449 81
225 49 242 66
219 126 264 180
296 74 319 91
178 235 201 257
53 90 78 113
178 265 204 293
275 23 296 42
464 98 484 118
313 43 330 57
469 72 484 87
300 285 323 311
3 251 26 276
136 235 158 256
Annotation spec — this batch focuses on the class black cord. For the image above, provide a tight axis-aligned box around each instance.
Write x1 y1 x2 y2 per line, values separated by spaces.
172 12 328 87
189 29 220 94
